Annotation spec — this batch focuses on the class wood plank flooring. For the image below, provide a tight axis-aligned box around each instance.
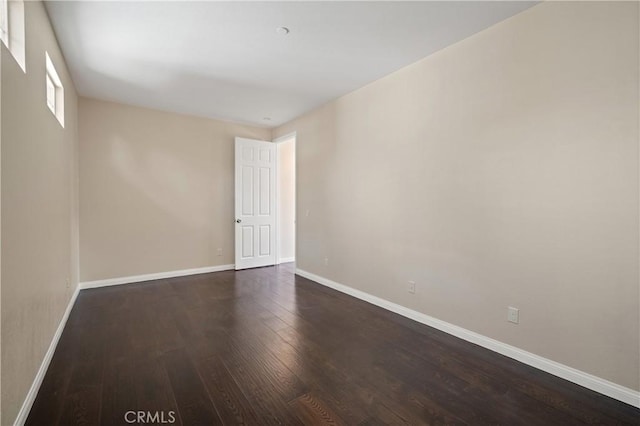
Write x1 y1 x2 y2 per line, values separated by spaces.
27 263 640 425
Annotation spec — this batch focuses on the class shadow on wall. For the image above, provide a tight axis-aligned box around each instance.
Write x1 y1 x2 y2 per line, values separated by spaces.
111 135 210 231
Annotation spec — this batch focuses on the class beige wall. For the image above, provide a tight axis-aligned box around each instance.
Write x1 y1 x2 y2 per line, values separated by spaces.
278 138 296 261
1 1 79 424
79 98 271 282
274 1 639 390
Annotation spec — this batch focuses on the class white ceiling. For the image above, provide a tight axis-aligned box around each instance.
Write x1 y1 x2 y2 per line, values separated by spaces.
45 1 537 127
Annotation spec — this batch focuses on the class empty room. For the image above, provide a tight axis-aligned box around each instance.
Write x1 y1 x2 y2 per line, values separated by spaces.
1 0 639 425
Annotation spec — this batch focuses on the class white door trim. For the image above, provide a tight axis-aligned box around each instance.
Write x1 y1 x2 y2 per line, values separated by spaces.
272 132 297 144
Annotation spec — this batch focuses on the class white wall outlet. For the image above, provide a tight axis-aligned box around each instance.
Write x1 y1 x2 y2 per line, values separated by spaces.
65 277 71 289
324 257 329 266
508 306 519 324
408 280 416 294
217 248 223 257
305 209 310 217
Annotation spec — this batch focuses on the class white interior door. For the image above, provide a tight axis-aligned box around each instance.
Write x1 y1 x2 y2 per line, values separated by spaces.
235 137 277 270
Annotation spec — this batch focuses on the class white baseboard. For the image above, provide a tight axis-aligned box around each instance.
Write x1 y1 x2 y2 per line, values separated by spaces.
279 257 295 264
14 285 81 426
295 268 640 408
80 264 235 289
15 264 235 424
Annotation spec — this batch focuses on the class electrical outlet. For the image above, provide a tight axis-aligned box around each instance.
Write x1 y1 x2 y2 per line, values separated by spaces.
324 257 329 266
408 280 416 294
217 248 223 257
305 210 310 217
508 306 519 324
65 277 71 289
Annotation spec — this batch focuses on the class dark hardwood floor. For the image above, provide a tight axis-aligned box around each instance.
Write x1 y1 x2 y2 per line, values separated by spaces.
27 263 639 425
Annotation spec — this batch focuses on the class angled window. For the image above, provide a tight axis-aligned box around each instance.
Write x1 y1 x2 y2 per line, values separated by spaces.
46 72 56 112
1 0 25 71
0 0 8 46
46 52 65 127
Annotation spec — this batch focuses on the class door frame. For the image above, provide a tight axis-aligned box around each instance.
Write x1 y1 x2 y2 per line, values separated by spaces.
273 132 297 265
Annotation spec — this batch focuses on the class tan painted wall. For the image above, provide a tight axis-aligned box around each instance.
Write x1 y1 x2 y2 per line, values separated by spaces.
274 1 640 390
79 98 271 282
1 2 79 424
278 138 296 261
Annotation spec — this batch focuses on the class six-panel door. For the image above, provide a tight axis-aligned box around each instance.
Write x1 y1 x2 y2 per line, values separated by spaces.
234 137 277 270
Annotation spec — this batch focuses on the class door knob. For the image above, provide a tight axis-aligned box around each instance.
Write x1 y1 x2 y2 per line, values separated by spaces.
236 219 242 223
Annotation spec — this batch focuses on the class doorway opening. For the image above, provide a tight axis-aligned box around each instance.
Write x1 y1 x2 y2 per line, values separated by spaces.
274 132 296 265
